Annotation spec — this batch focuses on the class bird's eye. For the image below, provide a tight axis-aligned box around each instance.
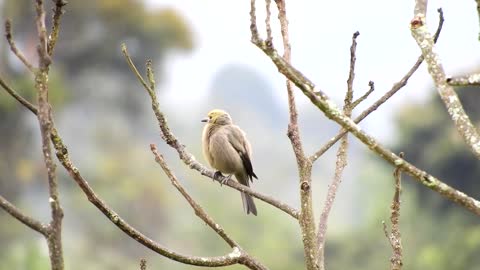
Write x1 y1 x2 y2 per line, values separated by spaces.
209 116 212 119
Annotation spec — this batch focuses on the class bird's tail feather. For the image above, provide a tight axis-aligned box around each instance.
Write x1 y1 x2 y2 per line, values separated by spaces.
241 192 257 216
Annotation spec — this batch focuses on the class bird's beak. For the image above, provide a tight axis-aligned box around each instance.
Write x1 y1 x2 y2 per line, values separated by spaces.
201 118 208 123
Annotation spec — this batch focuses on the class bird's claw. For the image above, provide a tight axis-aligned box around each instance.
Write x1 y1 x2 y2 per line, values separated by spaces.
220 174 232 186
213 171 232 186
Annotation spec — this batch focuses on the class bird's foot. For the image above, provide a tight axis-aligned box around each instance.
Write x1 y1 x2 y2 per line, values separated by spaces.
220 174 233 186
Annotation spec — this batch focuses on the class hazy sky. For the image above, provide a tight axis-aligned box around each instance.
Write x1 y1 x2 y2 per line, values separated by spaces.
150 0 478 140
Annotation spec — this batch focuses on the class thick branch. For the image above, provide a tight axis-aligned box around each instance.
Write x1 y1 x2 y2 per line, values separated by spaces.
309 9 444 162
121 43 299 219
0 195 49 236
251 21 480 216
34 1 63 269
411 6 480 158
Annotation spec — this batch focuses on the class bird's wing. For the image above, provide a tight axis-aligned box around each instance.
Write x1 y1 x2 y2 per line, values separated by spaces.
225 125 257 180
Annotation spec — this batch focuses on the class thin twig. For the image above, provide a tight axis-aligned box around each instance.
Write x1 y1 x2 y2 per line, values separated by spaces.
0 76 38 114
265 0 273 46
146 59 156 90
309 8 444 162
4 19 35 72
251 8 480 216
316 31 360 268
47 0 67 56
150 144 239 248
351 81 374 108
150 145 268 270
411 5 480 158
0 195 49 236
121 43 299 219
383 153 404 270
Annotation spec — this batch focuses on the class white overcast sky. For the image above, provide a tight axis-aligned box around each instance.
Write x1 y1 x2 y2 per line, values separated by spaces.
150 1 479 138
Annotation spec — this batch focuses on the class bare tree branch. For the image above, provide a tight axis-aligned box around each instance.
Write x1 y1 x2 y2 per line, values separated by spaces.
383 153 404 270
250 6 480 216
0 195 49 236
271 1 318 269
121 43 300 219
4 19 35 72
34 1 64 269
309 8 444 162
446 73 480 86
351 81 374 109
47 0 67 56
150 144 239 248
150 145 268 270
0 76 38 114
411 5 480 158
0 76 276 268
51 132 247 267
316 31 360 268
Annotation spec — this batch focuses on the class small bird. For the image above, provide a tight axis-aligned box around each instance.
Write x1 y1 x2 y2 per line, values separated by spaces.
201 109 258 215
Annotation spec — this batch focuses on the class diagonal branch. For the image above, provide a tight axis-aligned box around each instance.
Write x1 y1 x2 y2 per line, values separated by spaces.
150 144 239 248
4 19 35 72
0 195 49 236
150 145 267 270
309 8 444 162
250 12 480 216
0 77 265 267
411 5 480 159
51 131 247 267
0 76 38 114
121 43 299 219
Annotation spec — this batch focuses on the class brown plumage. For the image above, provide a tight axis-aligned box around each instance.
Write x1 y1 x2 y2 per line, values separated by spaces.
201 109 258 215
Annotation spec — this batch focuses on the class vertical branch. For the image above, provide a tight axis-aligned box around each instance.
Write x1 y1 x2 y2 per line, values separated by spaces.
34 1 63 269
477 0 480 41
47 0 67 56
316 32 362 269
410 6 480 159
383 153 404 270
273 1 317 269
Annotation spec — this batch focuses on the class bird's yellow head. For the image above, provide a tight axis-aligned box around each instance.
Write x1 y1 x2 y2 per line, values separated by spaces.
201 109 232 125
